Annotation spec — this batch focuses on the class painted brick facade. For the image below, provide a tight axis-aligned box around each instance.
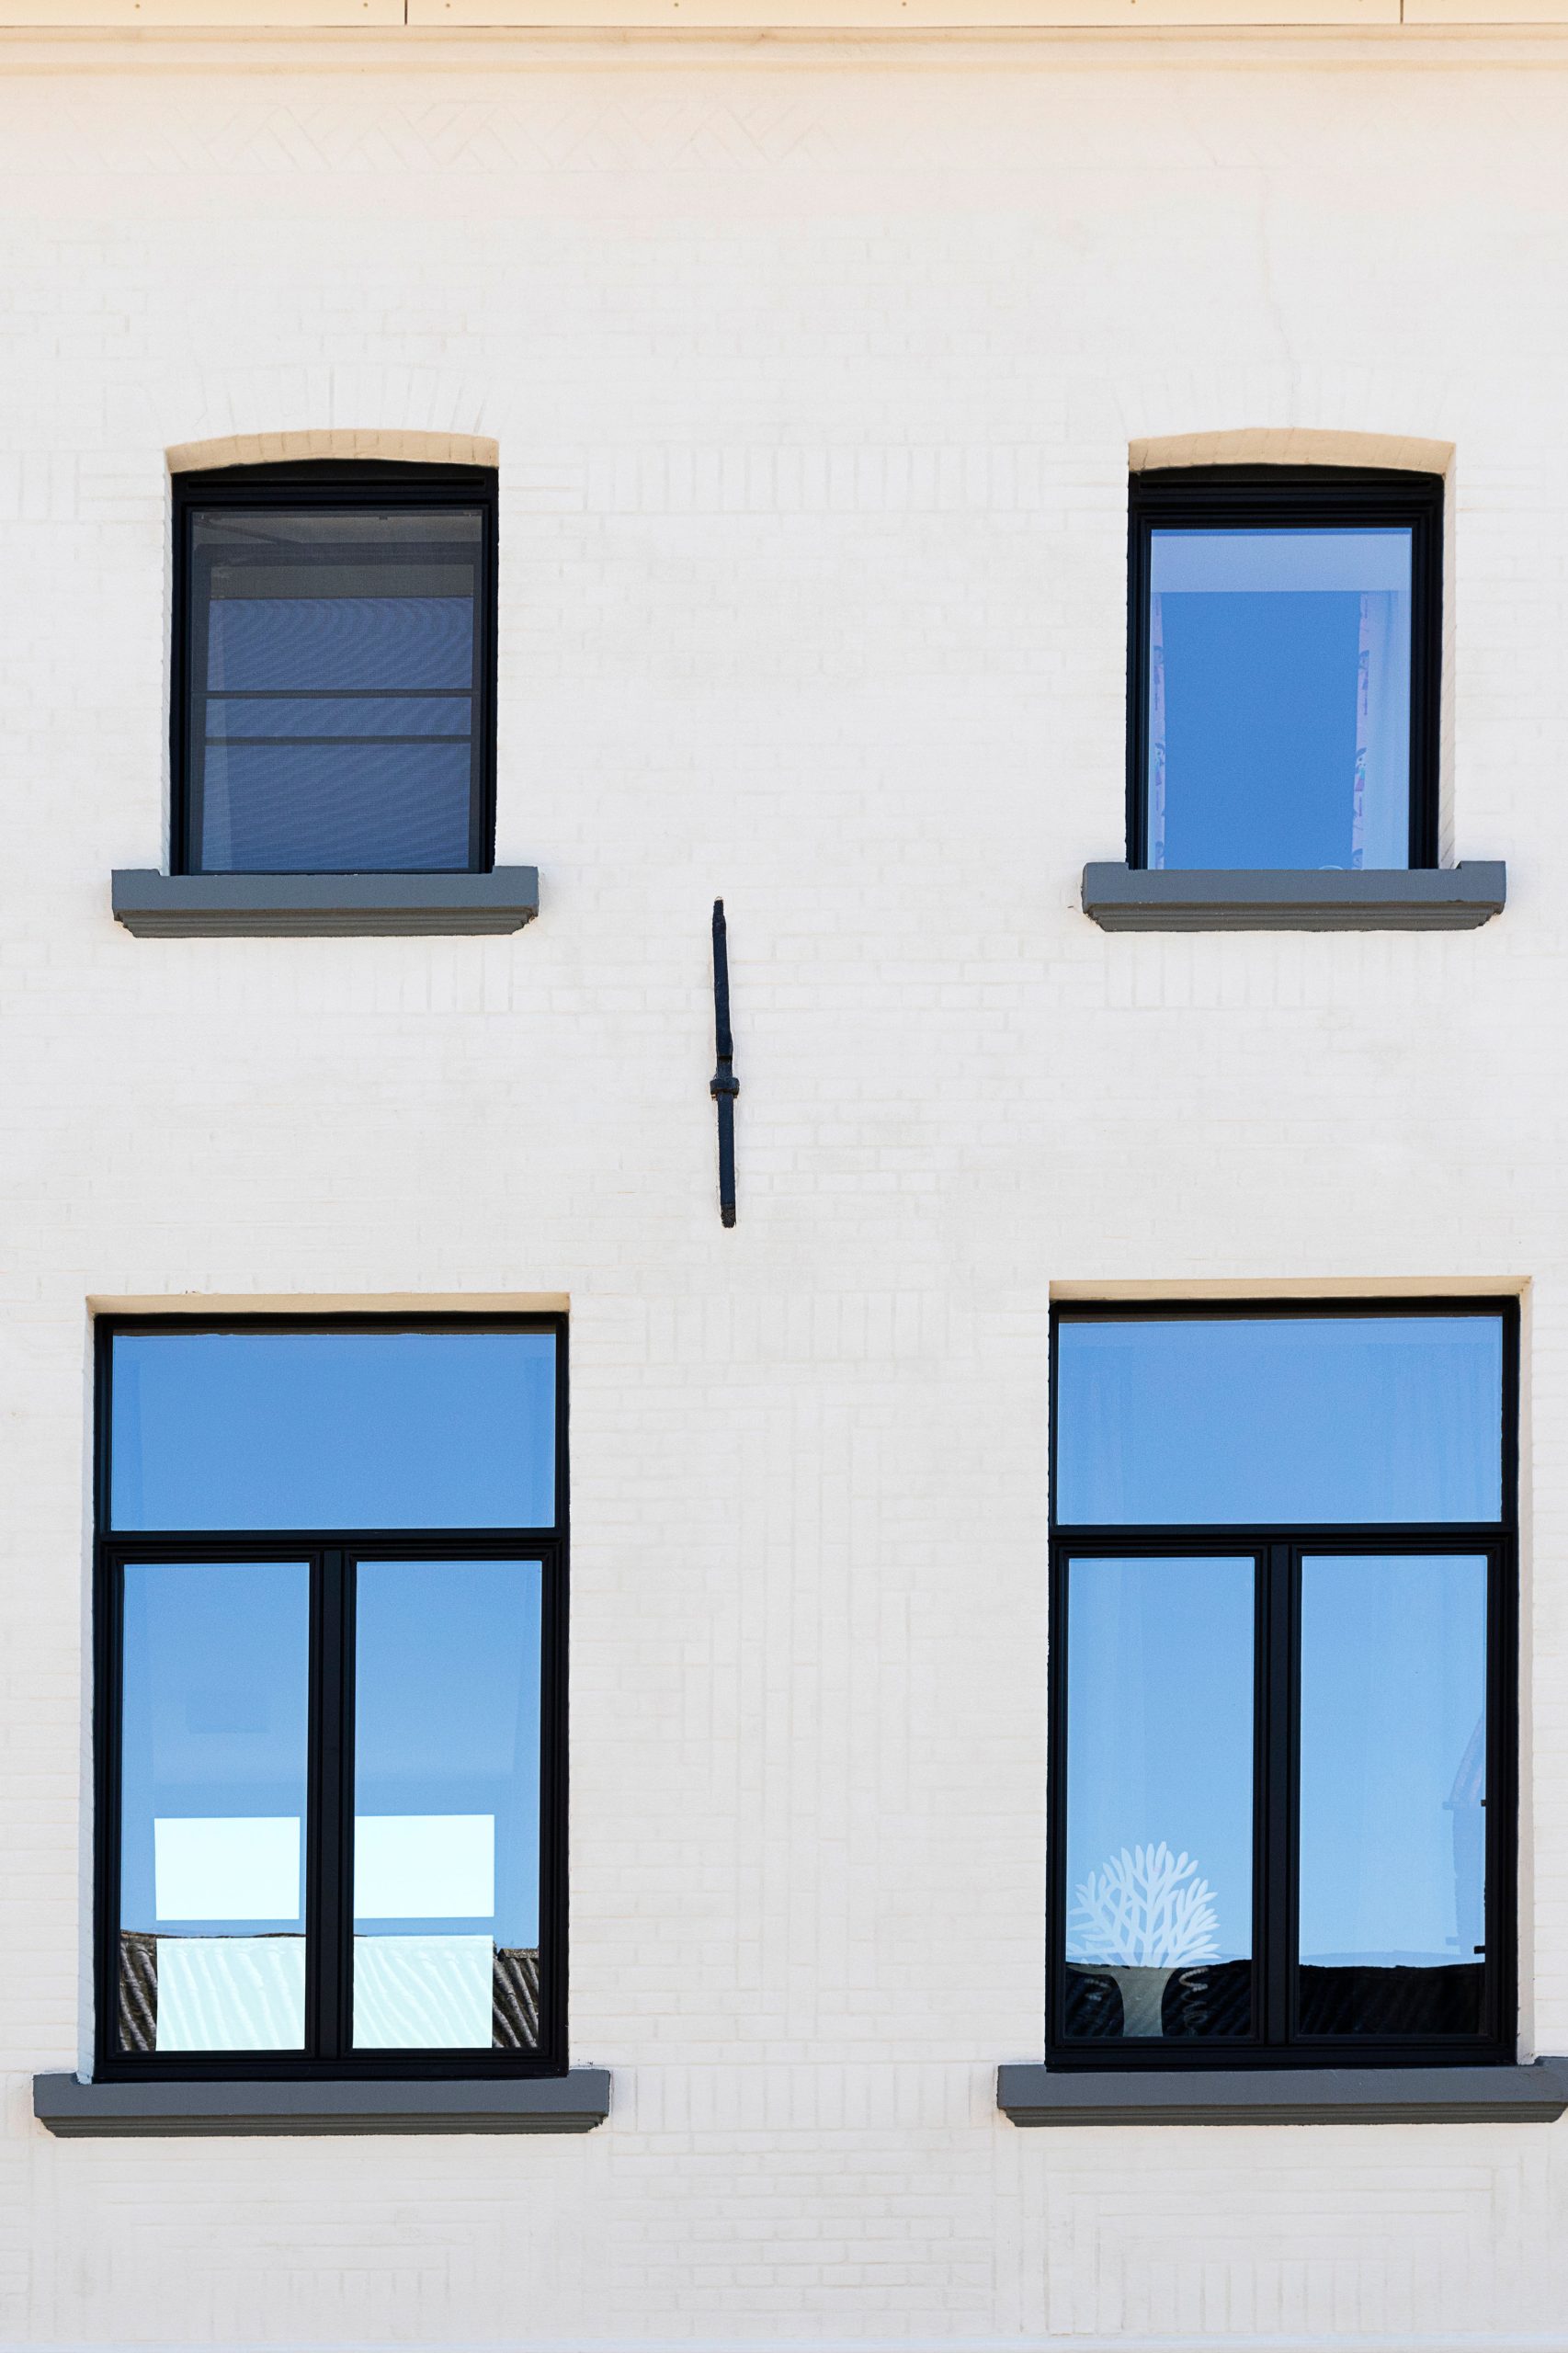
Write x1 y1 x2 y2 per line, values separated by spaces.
1 27 1565 2347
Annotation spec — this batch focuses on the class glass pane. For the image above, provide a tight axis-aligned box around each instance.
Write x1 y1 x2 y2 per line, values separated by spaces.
1056 1313 1504 1527
1146 527 1413 871
187 506 483 874
1298 1553 1488 2038
109 1329 556 1533
1062 1556 1254 2040
352 1560 543 2051
198 743 472 873
118 1561 309 2053
206 696 472 741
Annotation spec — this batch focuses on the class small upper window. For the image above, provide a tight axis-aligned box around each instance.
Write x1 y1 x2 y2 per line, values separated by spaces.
172 463 496 875
1128 469 1442 871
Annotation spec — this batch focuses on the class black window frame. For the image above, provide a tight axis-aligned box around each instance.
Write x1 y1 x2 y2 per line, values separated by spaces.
1047 1296 1518 2074
1126 466 1445 872
170 460 500 879
92 1311 567 2085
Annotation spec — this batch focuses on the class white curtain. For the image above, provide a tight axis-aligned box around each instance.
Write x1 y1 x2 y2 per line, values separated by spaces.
1352 587 1412 869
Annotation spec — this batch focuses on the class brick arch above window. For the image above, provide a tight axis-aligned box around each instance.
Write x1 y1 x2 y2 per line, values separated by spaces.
1130 426 1454 476
165 427 500 474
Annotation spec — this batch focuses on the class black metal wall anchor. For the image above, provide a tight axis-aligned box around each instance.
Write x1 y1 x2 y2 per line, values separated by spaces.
710 900 739 1228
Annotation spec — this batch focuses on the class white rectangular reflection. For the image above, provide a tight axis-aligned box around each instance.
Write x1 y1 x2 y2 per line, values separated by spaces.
353 1934 493 2049
156 1936 305 2051
154 1815 301 1923
353 1814 494 1920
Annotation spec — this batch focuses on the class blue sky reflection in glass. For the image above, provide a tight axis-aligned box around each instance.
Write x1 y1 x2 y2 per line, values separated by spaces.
1056 1314 1503 1528
1299 1554 1486 1973
1147 529 1413 870
109 1330 556 1533
120 1558 310 2052
352 1559 543 2050
1064 1555 1254 2036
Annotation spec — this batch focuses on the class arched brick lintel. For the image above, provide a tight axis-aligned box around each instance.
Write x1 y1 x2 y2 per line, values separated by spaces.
166 428 499 473
1131 426 1454 475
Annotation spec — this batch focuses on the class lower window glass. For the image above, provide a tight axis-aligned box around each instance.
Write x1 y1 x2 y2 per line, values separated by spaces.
1050 1304 1513 2069
100 1316 565 2079
118 1560 310 2054
352 1559 544 2052
1298 1553 1488 2039
1062 1555 1255 2042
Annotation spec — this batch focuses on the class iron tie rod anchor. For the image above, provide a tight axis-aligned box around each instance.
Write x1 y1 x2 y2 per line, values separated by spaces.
710 899 739 1228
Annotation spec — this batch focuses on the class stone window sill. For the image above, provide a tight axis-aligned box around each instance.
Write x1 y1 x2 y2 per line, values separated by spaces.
997 2058 1568 2127
1081 861 1506 933
110 869 540 939
32 2068 609 2138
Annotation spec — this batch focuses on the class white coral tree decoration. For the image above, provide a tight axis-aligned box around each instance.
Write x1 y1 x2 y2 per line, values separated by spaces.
1071 1841 1221 1967
1070 1842 1221 2039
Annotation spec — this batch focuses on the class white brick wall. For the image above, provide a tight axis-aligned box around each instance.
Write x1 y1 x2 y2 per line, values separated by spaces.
1 27 1567 2347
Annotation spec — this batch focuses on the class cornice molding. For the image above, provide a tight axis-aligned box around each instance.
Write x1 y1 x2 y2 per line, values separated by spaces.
4 3 1568 33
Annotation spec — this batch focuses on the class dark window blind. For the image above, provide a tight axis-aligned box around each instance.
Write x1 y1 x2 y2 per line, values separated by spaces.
186 504 486 873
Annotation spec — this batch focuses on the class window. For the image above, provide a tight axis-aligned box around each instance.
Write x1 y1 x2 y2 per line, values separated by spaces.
1049 1302 1517 2069
96 1317 564 2080
1128 470 1442 872
172 463 497 876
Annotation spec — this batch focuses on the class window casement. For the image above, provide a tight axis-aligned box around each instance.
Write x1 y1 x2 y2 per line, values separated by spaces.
1126 467 1443 874
171 463 498 878
94 1315 565 2083
1048 1301 1517 2073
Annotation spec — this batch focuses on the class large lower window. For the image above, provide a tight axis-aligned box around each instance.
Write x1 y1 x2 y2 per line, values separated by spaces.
1049 1302 1516 2069
97 1317 564 2079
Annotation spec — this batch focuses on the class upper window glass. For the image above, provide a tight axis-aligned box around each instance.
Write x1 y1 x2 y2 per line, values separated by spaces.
173 467 495 875
1055 1312 1503 1526
1130 471 1442 873
108 1329 555 1531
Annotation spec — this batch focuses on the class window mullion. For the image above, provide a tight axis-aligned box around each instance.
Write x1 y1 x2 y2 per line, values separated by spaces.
95 1551 125 2073
1484 1539 1514 2046
308 1549 353 2061
1261 1542 1296 2047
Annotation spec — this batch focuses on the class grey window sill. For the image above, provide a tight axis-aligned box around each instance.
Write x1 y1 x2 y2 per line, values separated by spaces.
1082 861 1506 933
110 869 540 938
32 2068 609 2138
997 2057 1568 2127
